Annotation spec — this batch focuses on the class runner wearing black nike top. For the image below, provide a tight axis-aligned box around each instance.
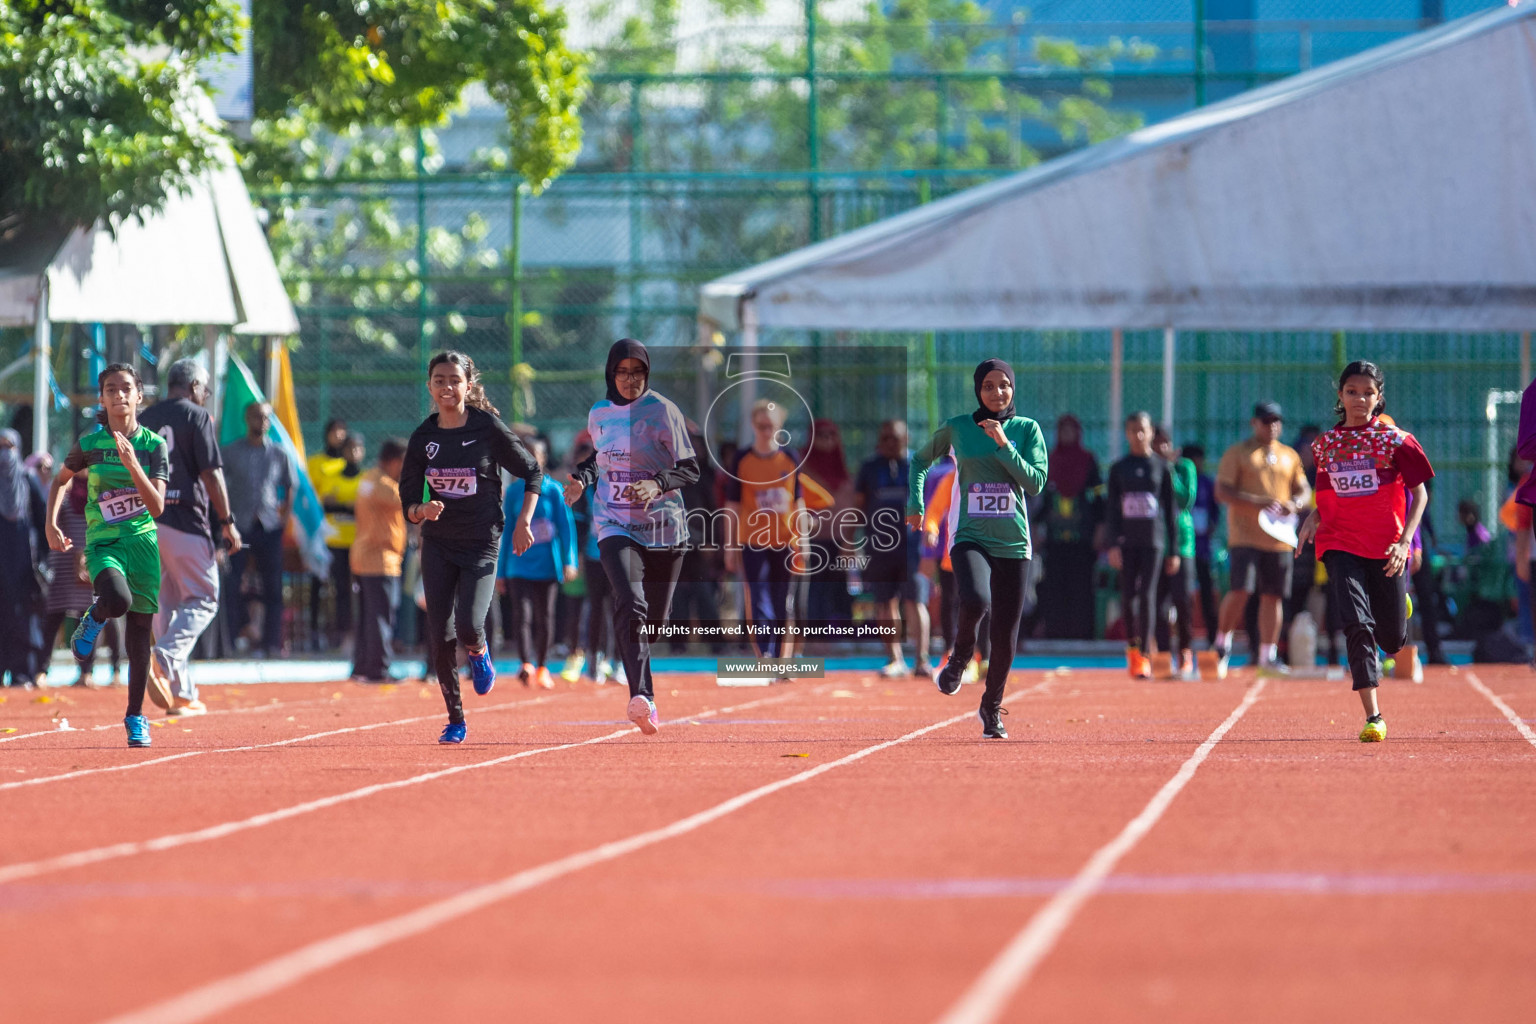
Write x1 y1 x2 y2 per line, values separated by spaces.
400 352 541 744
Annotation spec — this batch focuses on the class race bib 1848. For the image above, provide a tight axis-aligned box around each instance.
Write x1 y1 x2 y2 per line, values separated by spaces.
1329 458 1379 497
606 470 652 508
426 467 477 498
966 482 1015 518
98 487 145 524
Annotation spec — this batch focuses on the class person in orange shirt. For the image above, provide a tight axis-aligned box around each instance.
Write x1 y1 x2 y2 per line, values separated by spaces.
350 439 408 683
724 399 821 668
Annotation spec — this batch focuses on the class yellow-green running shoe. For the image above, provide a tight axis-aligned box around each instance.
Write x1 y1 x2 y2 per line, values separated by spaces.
1359 717 1386 742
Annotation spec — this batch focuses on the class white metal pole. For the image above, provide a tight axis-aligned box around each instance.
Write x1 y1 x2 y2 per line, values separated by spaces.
206 325 225 428
1162 325 1176 431
738 299 759 447
1108 328 1123 459
31 278 50 455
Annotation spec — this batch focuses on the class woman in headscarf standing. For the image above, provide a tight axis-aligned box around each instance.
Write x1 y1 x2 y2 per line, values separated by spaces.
1040 413 1102 640
908 360 1048 738
566 340 700 735
0 429 48 687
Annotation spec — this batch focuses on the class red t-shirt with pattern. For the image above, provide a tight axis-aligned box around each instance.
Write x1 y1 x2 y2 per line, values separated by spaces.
1312 418 1434 559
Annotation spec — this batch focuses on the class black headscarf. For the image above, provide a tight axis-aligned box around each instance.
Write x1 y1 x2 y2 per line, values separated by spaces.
605 338 650 406
972 358 1016 424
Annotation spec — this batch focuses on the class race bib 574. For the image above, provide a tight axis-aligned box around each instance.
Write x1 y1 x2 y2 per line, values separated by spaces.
426 467 477 498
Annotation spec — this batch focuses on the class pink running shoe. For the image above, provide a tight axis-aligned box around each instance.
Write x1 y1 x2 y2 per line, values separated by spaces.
627 695 659 735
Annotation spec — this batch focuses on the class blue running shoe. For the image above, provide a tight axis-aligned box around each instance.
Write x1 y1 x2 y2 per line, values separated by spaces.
439 721 467 744
124 715 151 747
72 605 105 663
468 648 496 696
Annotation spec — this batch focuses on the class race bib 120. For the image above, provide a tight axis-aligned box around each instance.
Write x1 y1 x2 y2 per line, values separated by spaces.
426 467 477 498
1122 492 1158 519
966 482 1015 518
1329 458 1379 497
97 487 145 524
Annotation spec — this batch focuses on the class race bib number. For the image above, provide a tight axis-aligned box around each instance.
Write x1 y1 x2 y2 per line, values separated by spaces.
1329 458 1379 497
1191 507 1210 534
1122 492 1158 519
98 487 145 524
756 487 792 514
426 467 477 498
606 470 651 509
966 482 1015 518
530 518 554 544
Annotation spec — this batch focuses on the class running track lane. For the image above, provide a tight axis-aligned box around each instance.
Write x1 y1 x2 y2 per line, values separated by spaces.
3 679 838 1022
33 672 1258 1024
977 667 1536 1023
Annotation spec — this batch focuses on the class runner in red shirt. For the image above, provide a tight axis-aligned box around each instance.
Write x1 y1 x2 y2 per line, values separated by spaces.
1298 360 1433 743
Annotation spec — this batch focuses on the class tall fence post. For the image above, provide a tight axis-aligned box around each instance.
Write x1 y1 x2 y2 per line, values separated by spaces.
509 182 525 423
415 128 430 414
1162 326 1177 429
1109 328 1124 460
1194 0 1207 106
628 79 644 336
805 0 821 243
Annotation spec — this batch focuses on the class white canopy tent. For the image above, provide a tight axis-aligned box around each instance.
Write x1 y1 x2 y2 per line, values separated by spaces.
699 3 1536 448
0 100 297 454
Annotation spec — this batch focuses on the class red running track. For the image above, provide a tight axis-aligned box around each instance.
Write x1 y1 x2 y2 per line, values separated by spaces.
1 665 1534 1024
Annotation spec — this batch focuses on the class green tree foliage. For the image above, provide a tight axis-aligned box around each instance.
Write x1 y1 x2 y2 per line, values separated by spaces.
248 0 586 190
0 0 240 228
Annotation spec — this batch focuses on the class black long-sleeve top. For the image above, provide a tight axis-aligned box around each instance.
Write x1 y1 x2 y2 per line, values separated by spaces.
1105 453 1178 552
399 406 541 544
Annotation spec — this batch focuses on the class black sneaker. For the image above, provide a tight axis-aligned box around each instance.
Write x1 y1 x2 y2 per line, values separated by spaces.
934 658 964 696
979 705 1008 739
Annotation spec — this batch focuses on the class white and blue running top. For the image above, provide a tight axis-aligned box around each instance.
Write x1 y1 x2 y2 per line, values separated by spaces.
587 391 696 548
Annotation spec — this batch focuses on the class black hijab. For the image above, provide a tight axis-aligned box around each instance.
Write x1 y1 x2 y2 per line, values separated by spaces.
972 358 1016 424
605 338 650 407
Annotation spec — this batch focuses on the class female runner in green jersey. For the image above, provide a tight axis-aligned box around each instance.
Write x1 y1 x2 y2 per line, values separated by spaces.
908 359 1048 738
46 363 170 747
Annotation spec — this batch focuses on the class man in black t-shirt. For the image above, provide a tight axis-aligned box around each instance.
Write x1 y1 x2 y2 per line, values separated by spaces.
138 359 242 715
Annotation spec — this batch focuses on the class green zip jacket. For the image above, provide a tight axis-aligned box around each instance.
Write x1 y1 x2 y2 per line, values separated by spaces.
1170 456 1197 560
908 413 1049 560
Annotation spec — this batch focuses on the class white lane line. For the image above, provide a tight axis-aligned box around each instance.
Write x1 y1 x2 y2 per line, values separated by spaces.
933 678 1267 1024
0 695 358 745
1465 671 1536 749
0 688 811 886
0 693 568 792
95 677 1055 1024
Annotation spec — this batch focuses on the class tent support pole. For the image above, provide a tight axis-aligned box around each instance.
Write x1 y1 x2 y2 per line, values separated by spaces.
32 278 50 455
1162 326 1176 429
738 299 759 446
1108 328 1123 460
1521 331 1530 386
205 326 225 430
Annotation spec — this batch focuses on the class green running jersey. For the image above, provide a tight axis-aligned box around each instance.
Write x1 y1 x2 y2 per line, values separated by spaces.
909 413 1048 560
63 426 170 542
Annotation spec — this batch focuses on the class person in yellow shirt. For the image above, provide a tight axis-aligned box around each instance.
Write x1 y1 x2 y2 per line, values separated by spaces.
349 439 407 682
1213 401 1311 677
